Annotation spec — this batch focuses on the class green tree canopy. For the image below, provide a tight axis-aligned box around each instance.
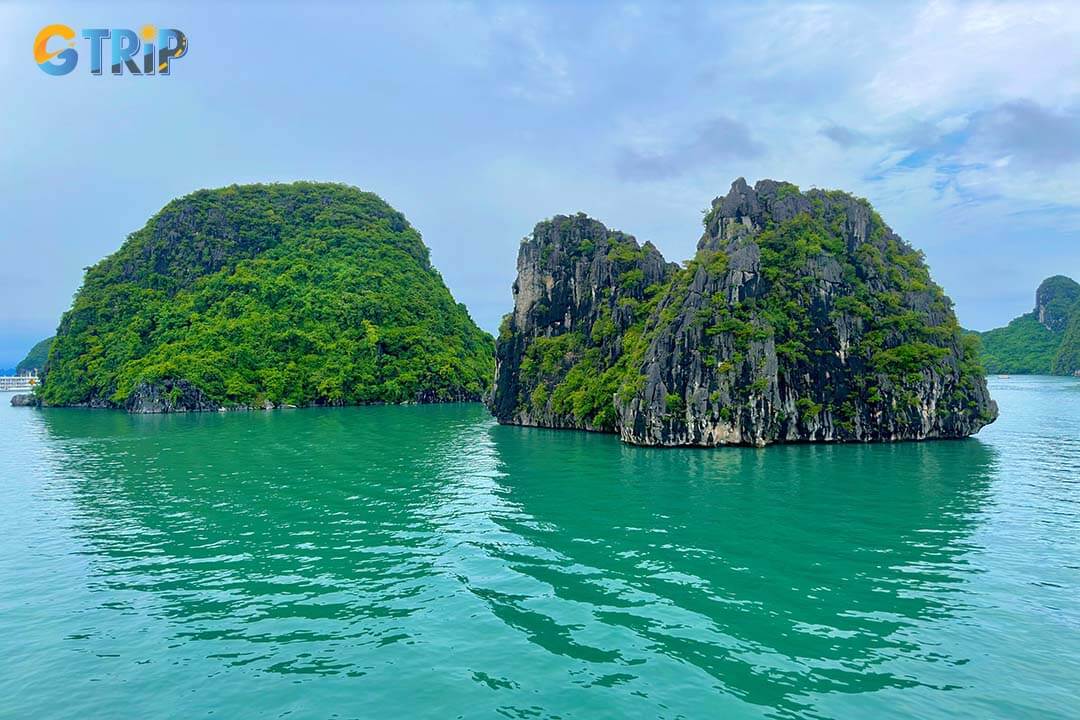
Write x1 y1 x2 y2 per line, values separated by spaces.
42 183 493 408
16 336 53 374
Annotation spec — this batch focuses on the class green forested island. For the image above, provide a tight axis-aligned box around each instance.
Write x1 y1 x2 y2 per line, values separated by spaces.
16 336 53 374
39 183 493 411
973 275 1080 375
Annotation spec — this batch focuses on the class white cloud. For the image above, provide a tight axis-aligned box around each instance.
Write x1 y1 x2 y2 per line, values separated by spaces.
2 0 1077 342
394 2 573 102
865 1 1080 116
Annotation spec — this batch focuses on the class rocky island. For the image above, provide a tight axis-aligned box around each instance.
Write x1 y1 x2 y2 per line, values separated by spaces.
974 275 1080 375
37 183 493 412
492 178 998 446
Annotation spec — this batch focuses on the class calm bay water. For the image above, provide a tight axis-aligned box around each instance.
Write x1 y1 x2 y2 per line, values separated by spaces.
1 376 1078 719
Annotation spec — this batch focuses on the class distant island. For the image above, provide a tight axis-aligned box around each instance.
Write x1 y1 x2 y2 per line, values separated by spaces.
491 179 997 446
971 275 1080 376
34 183 493 411
16 337 53 375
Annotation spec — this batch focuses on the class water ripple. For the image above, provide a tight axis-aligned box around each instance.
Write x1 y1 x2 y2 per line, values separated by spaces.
0 377 1078 719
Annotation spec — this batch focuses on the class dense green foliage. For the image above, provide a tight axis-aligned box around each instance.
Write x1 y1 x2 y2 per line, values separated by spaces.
1052 312 1080 375
42 183 493 408
972 275 1080 375
974 314 1061 374
16 336 53 374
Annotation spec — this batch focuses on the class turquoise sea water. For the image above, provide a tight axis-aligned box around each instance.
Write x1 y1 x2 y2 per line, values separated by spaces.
1 376 1078 719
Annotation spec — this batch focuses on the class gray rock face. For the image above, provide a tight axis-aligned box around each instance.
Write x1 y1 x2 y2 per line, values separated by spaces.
1036 275 1080 332
123 379 219 413
10 394 40 407
491 213 676 430
492 179 998 447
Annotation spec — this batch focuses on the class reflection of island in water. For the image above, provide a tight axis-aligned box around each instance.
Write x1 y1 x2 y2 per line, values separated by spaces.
38 405 997 717
485 427 998 715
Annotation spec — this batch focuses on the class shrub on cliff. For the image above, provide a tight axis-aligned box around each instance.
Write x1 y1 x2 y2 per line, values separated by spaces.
492 179 997 446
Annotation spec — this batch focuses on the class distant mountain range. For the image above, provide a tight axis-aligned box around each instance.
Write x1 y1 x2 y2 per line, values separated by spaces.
971 275 1080 375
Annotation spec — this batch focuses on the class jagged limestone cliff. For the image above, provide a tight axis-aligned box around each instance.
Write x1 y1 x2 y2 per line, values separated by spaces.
490 214 677 430
492 179 997 446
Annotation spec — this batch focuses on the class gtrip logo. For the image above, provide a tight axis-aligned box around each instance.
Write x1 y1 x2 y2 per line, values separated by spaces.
34 25 188 76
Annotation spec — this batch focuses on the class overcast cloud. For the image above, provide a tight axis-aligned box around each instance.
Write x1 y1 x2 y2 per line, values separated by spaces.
617 117 764 180
1 0 1079 367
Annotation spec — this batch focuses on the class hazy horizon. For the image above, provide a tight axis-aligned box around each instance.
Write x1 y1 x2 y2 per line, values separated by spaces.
3 1 1079 367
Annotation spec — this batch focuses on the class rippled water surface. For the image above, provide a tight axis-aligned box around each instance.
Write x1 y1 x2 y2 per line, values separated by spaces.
2 376 1078 719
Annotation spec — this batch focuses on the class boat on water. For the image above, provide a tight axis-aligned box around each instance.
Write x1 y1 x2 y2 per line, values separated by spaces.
0 373 39 392
998 374 1011 379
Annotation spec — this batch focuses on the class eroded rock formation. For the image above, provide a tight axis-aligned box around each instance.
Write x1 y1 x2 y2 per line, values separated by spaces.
491 179 997 446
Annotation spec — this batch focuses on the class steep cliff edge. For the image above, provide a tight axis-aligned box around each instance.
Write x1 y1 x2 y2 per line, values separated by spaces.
492 179 997 446
1036 275 1080 333
491 213 676 430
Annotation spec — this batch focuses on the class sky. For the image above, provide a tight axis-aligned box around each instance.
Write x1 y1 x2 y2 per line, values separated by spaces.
2 1 1079 368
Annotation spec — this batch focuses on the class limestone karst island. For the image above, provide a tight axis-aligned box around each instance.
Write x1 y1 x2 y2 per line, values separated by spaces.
35 183 494 412
19 177 1002 454
492 179 997 446
5 4 1079 720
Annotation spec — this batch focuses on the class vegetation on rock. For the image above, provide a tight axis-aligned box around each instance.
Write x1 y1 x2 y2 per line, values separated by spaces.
489 213 675 432
973 314 1060 374
1054 312 1080 375
41 183 493 410
973 275 1080 375
16 337 53 374
492 179 997 446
